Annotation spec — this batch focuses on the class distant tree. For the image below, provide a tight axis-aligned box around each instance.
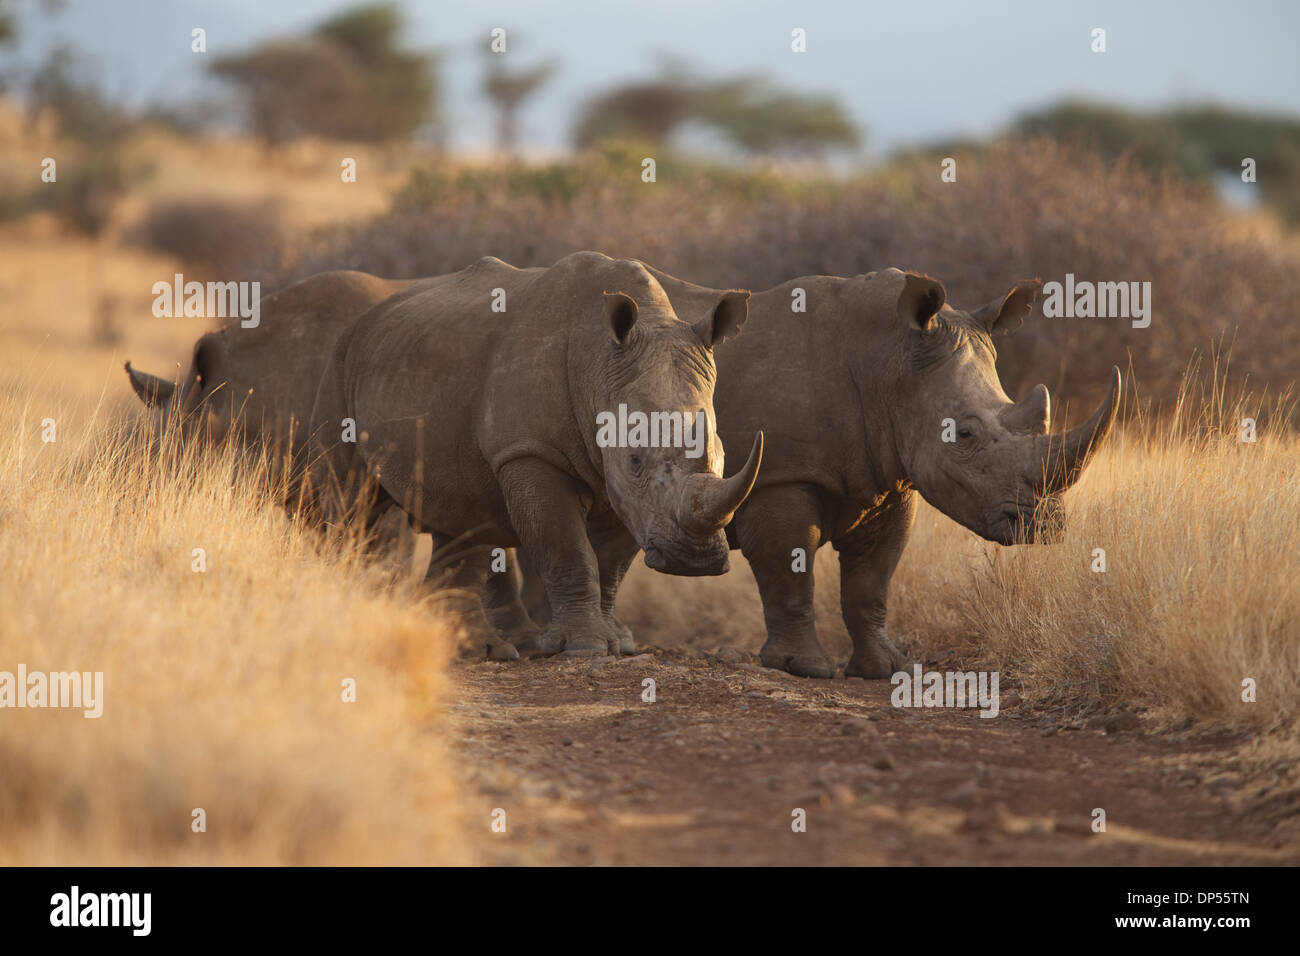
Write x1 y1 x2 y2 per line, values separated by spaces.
315 2 434 140
214 2 437 147
27 45 131 142
482 55 555 155
573 80 695 148
573 73 860 159
693 78 860 158
24 44 134 236
213 40 360 148
1014 102 1185 172
1015 100 1300 223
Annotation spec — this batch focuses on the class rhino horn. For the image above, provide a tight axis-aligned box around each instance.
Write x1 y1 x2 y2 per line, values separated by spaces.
125 361 177 407
1001 383 1050 435
1038 367 1121 491
678 431 764 533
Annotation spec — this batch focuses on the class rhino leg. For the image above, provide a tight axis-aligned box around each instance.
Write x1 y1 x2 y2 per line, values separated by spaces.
481 552 545 648
425 538 519 662
835 493 917 680
511 539 632 653
497 459 620 659
514 547 552 628
368 502 421 574
736 484 836 679
586 516 639 656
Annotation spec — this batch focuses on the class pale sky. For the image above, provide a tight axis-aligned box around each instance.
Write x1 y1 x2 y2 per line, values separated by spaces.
9 0 1300 156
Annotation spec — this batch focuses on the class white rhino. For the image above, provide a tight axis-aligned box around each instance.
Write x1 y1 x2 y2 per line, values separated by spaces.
305 251 763 659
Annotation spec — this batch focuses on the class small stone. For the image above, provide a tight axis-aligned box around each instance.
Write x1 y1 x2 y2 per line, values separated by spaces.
943 779 978 808
829 783 855 806
562 737 573 746
871 753 893 771
1105 711 1141 733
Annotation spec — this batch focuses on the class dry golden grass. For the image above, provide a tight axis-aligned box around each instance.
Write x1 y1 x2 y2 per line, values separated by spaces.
1 108 483 865
895 380 1300 733
0 390 472 864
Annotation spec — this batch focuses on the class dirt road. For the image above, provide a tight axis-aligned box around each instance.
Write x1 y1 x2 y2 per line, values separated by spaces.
452 647 1299 866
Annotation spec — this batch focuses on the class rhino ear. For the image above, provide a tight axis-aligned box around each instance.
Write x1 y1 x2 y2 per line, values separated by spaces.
899 273 946 331
125 361 176 408
603 291 639 346
694 290 749 347
973 279 1043 335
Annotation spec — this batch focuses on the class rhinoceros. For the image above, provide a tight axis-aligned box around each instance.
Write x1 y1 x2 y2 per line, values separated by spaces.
517 265 1120 678
306 251 763 659
125 270 410 478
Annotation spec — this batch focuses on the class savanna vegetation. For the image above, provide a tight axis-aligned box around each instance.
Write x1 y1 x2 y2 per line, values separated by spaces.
2 0 1297 864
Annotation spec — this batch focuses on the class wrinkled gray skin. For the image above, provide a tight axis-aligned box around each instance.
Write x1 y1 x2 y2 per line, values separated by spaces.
125 270 410 484
519 266 1120 678
307 251 763 659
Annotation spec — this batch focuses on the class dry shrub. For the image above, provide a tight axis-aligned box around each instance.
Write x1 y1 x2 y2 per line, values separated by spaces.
129 198 288 280
0 391 470 864
891 367 1299 733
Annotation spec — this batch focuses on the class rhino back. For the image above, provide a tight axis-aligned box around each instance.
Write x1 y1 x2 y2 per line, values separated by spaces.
231 271 409 436
197 270 409 455
651 266 883 499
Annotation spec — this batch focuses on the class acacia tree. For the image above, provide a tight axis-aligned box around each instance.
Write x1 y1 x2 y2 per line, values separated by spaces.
214 2 437 147
574 73 859 159
483 57 555 155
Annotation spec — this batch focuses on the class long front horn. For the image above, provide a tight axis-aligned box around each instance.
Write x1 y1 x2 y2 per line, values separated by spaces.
125 361 177 407
678 431 764 534
1039 366 1121 492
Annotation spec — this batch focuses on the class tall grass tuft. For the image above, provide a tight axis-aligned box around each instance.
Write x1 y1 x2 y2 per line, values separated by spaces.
0 390 470 864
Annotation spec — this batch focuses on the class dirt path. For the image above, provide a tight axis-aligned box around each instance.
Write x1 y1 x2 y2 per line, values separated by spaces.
451 647 1298 866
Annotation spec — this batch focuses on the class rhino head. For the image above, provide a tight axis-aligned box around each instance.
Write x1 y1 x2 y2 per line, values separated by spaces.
594 288 763 576
125 332 239 441
884 270 1119 544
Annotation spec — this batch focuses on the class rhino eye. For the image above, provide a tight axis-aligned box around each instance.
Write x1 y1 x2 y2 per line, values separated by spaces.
957 427 973 440
630 453 644 474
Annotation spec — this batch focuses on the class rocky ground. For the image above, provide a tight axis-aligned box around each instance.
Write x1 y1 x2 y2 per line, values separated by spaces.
451 647 1300 866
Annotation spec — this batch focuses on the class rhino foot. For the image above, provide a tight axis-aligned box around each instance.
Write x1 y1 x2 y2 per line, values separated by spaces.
760 645 835 679
503 623 546 651
485 636 520 662
513 630 565 659
557 635 611 659
607 616 636 656
845 639 913 680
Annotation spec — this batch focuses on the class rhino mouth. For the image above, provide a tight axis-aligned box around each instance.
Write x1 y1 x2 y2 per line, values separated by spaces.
644 535 731 576
990 498 1065 545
